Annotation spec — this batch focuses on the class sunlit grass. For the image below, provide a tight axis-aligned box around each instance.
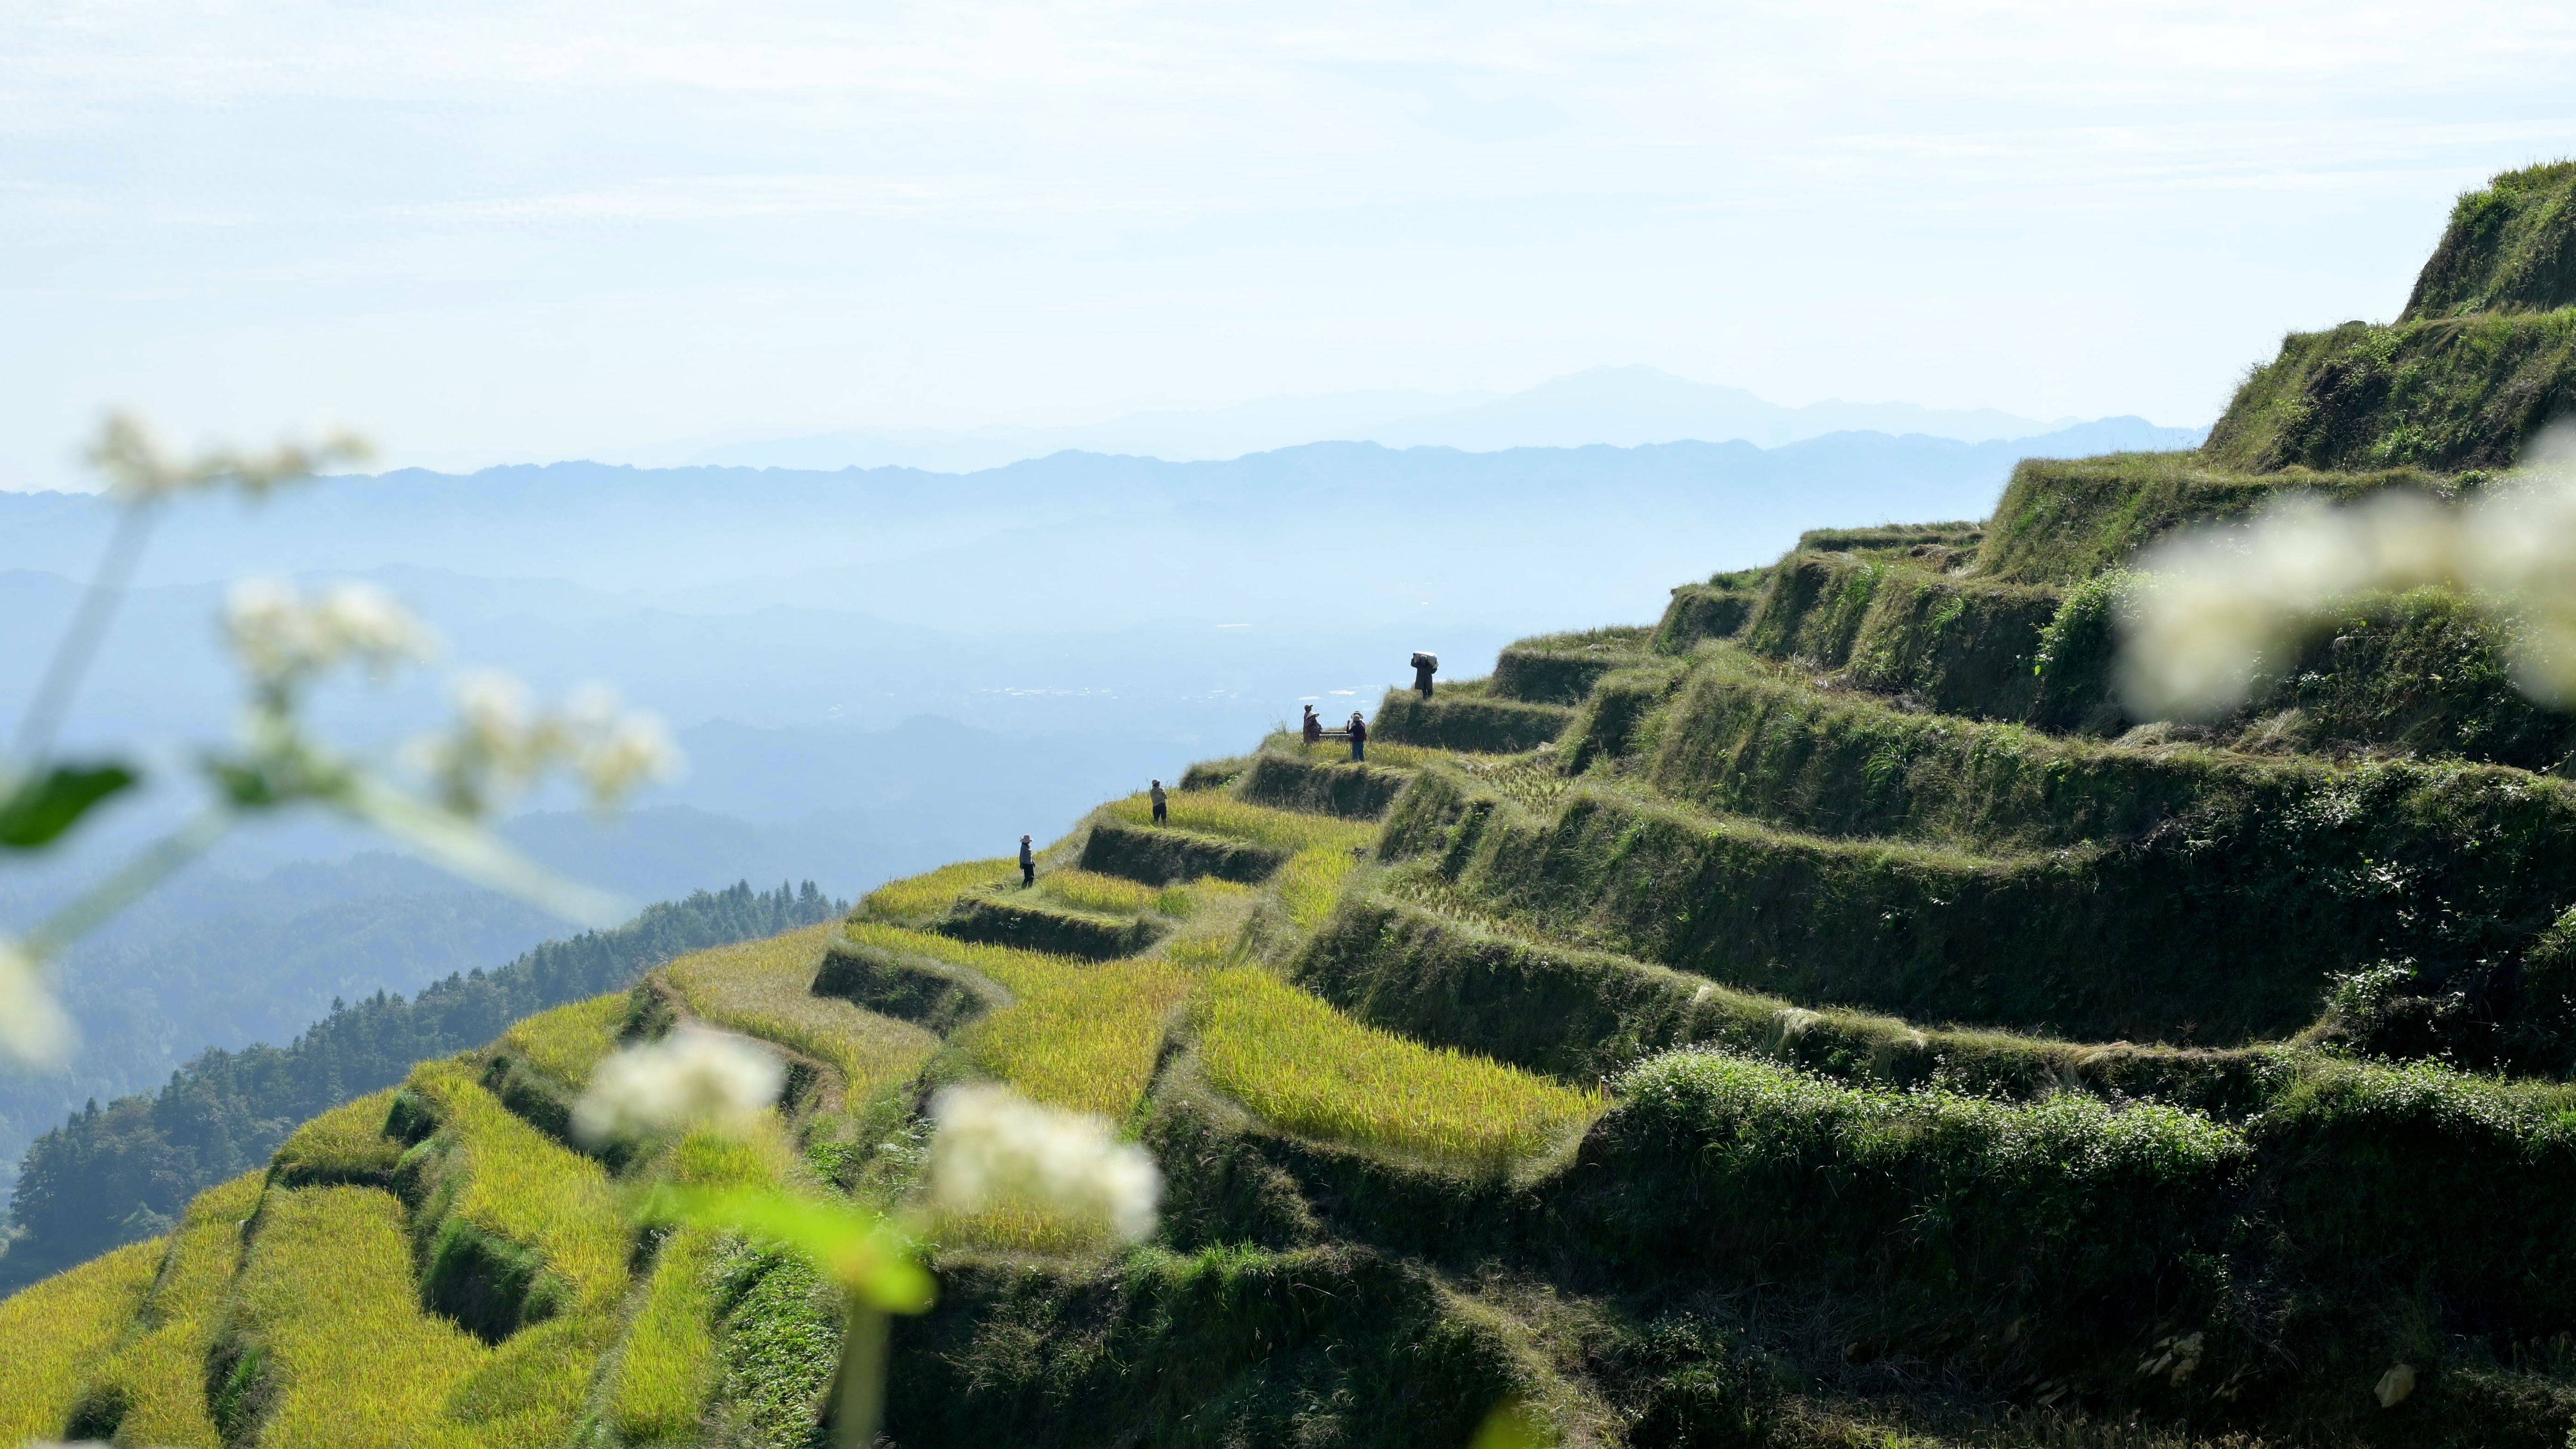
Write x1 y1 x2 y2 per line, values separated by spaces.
410 1060 630 1306
498 991 629 1088
861 857 1017 923
84 1171 266 1449
1037 867 1185 917
1102 792 1375 854
601 1130 795 1444
0 1235 162 1444
1190 968 1604 1171
269 1087 404 1185
1275 846 1359 934
662 923 942 1103
225 1185 488 1449
846 921 1187 1117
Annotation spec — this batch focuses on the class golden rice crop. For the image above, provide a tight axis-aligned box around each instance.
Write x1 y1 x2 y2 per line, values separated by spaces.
1274 846 1358 934
82 1171 267 1449
662 924 942 1101
861 857 1018 922
0 1236 162 1443
1189 968 1604 1170
270 1087 404 1184
600 1126 793 1442
224 1185 489 1449
1102 792 1374 854
498 991 630 1087
1037 868 1160 916
846 922 1186 1117
409 1061 630 1306
443 1310 617 1444
602 1225 724 1442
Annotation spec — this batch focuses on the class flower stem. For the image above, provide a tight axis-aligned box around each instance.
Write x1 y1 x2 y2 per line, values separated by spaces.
833 1297 891 1449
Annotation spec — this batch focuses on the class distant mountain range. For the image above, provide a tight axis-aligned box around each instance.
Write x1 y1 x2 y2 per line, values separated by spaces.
636 367 2139 473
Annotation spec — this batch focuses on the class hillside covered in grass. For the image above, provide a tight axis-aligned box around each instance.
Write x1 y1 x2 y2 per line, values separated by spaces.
12 162 2576 1448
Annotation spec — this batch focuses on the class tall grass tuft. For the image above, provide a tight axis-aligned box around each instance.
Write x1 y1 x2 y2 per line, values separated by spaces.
1188 968 1604 1171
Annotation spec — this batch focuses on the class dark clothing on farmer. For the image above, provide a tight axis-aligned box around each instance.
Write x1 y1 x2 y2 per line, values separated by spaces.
1020 840 1035 887
1302 708 1322 744
1150 784 1168 825
1413 663 1435 698
1348 715 1367 763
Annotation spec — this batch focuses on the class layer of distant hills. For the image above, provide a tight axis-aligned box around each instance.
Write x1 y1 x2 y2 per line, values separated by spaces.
639 365 2122 473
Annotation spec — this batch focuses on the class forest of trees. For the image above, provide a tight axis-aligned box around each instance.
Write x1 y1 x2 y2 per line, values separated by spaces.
0 878 845 1293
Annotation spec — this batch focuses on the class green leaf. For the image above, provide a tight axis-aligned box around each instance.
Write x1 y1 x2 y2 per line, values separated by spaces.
0 763 139 849
642 1184 935 1313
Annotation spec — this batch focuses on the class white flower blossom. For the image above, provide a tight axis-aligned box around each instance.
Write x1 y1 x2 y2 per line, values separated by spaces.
412 672 678 816
224 577 436 688
927 1082 1161 1244
2120 422 2576 720
572 1024 786 1145
0 936 76 1068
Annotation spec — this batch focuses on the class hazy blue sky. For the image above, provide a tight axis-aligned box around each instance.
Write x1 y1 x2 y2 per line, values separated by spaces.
4 1 2573 488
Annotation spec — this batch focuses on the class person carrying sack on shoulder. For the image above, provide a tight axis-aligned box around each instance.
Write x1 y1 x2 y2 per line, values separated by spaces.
1150 779 1168 825
1347 711 1367 763
1302 704 1322 746
1411 651 1438 699
1019 834 1035 887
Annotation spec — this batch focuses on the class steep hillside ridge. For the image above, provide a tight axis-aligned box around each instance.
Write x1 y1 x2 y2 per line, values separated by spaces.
2202 161 2576 472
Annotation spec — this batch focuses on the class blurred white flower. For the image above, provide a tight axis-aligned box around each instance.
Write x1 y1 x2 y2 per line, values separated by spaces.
572 1024 786 1145
89 411 370 505
411 672 678 816
927 1082 1161 1244
0 936 76 1068
2120 423 2576 720
224 578 436 689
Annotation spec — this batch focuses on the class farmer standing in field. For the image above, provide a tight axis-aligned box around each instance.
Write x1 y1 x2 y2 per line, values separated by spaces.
1412 651 1438 699
1019 834 1035 887
1150 779 1168 825
1302 704 1321 746
1348 711 1367 763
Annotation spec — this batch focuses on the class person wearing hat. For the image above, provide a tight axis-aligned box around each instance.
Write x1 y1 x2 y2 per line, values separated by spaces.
1019 833 1035 887
1150 779 1168 825
1347 711 1368 763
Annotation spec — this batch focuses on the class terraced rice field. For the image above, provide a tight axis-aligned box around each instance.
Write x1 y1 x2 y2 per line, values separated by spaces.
1188 967 1604 1170
661 924 942 1100
497 992 631 1087
846 921 1188 1117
